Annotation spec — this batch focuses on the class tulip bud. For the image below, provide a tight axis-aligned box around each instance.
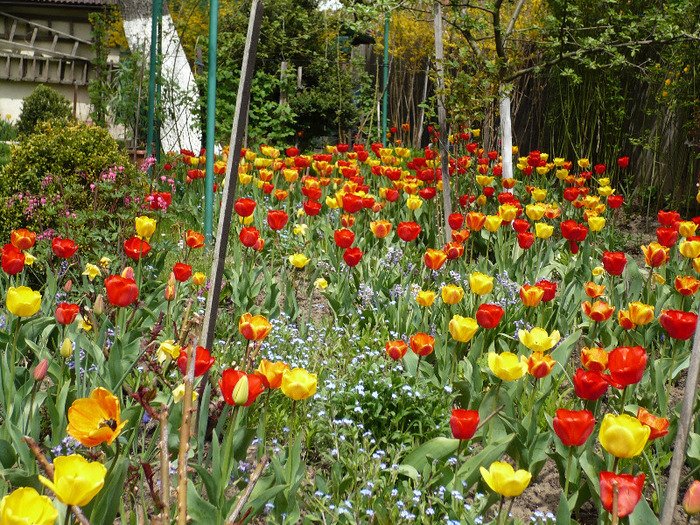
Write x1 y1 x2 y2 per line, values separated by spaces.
164 284 176 301
64 279 72 293
121 266 135 280
684 480 700 515
61 338 73 358
192 272 205 286
93 294 104 316
232 374 250 405
33 358 48 381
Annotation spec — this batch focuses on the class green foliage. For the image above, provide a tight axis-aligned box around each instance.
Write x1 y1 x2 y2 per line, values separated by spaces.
88 9 118 127
0 115 17 142
108 50 150 148
0 122 142 242
213 0 361 145
16 85 73 137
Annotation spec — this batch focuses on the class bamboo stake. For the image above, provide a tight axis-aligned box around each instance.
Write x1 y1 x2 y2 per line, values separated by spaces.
224 456 269 525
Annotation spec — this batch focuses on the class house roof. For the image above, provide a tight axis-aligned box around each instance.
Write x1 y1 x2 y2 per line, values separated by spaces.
0 0 115 5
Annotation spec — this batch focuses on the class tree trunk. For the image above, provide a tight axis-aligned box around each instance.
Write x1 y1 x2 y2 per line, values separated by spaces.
500 92 513 182
434 2 452 243
117 0 201 154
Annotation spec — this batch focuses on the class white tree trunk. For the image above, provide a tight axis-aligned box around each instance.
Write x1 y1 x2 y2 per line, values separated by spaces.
499 93 513 184
121 7 201 154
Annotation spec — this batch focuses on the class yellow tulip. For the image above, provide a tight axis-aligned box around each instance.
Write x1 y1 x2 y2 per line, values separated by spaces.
498 204 518 222
525 204 546 221
598 413 650 458
239 215 254 226
476 195 487 206
441 284 464 305
535 222 554 239
597 185 614 197
416 290 436 307
238 171 253 184
135 216 156 238
679 221 698 238
598 177 610 186
518 327 561 352
39 454 106 507
680 239 700 259
628 302 654 326
488 351 528 381
407 195 422 210
449 315 478 343
288 254 310 268
480 461 532 497
578 158 590 168
484 215 503 233
469 272 494 295
476 175 494 187
6 286 41 317
192 272 206 286
0 487 58 525
157 340 181 363
281 368 317 400
588 216 606 232
531 188 547 202
293 224 308 236
314 277 328 290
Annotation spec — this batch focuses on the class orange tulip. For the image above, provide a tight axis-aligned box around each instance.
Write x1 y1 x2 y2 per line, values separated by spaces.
410 333 435 356
238 313 272 341
255 359 290 389
424 249 447 270
582 301 615 322
641 242 669 267
676 276 700 296
581 347 608 372
628 302 655 325
584 281 606 299
67 388 128 447
519 285 544 307
526 352 556 378
370 220 392 239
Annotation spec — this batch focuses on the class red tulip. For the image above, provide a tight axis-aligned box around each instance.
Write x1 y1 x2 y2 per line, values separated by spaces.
124 237 151 260
602 251 627 276
448 213 464 230
512 219 530 233
444 242 464 260
52 238 78 259
267 210 289 231
147 191 172 210
173 263 192 282
560 220 588 241
55 302 80 325
658 210 680 227
303 200 322 216
617 156 629 168
234 198 256 217
1 244 25 275
104 275 139 307
517 232 535 250
219 369 265 406
535 279 557 302
552 409 595 447
637 407 669 441
582 301 615 322
656 227 678 247
573 368 610 401
607 346 647 388
659 309 698 340
450 409 479 440
286 147 299 157
563 187 580 202
334 229 355 249
599 471 645 518
476 304 504 329
178 346 215 377
343 247 363 267
607 195 624 209
397 222 421 242
239 227 260 248
342 194 363 214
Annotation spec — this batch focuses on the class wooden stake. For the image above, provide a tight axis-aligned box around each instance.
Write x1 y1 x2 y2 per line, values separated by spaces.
661 310 700 525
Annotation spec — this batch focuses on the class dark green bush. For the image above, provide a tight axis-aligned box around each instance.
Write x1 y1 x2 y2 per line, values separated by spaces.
16 85 73 137
0 121 144 244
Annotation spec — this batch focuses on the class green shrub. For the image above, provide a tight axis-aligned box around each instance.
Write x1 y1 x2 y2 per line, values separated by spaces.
16 85 73 137
0 121 145 245
0 115 17 142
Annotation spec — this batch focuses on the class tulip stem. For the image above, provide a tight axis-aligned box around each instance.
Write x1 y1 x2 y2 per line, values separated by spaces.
455 439 462 483
66 505 72 525
288 400 297 449
8 317 22 401
642 450 661 512
488 381 503 442
564 446 573 499
105 438 121 481
495 495 505 525
618 387 628 416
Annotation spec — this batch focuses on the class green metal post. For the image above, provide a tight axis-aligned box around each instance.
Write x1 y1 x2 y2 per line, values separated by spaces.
146 0 162 164
382 11 389 147
205 0 219 243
